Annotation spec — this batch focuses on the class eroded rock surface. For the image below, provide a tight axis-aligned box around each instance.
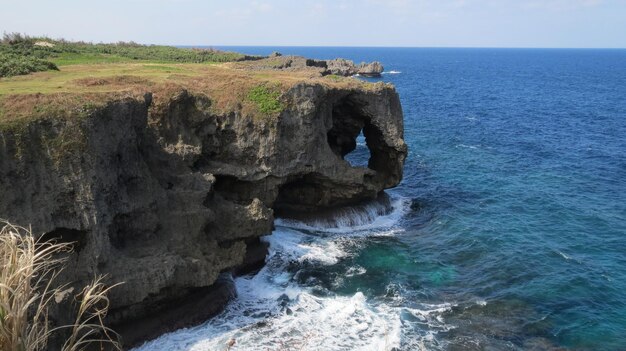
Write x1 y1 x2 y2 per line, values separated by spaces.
241 55 385 77
0 79 405 347
357 61 385 77
326 59 385 77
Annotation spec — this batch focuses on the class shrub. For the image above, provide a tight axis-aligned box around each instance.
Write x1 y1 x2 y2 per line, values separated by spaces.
247 84 284 115
0 53 59 77
0 33 261 77
1 33 33 45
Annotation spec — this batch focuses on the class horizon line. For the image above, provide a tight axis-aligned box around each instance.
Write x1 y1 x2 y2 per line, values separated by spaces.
173 44 626 50
5 34 624 50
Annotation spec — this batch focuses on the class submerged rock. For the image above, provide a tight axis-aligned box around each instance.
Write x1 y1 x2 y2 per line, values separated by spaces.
0 67 405 347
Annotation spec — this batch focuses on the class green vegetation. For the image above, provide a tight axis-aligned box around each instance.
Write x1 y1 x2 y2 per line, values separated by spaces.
247 83 284 115
0 32 256 77
324 74 344 82
0 52 58 77
0 33 380 124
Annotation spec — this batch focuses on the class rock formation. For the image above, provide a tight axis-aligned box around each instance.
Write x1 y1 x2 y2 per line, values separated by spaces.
242 55 385 77
269 51 282 57
357 61 385 77
0 67 405 347
325 59 385 77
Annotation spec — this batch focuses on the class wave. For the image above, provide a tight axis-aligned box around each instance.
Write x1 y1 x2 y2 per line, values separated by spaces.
557 250 571 260
554 249 583 264
275 196 411 234
456 143 479 150
382 71 402 75
264 228 348 264
132 195 454 351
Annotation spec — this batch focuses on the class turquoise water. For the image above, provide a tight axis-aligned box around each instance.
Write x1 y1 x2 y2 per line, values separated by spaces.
380 48 626 350
138 48 626 350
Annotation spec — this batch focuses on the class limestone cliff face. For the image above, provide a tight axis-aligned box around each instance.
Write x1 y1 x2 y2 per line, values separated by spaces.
0 82 406 346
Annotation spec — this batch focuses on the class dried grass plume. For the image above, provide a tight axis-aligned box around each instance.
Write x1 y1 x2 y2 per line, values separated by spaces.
0 221 122 351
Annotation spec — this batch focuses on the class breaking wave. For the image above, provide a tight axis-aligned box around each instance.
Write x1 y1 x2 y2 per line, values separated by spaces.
131 195 455 351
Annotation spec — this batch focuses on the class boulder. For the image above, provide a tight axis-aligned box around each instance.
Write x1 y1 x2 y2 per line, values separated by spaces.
358 61 384 77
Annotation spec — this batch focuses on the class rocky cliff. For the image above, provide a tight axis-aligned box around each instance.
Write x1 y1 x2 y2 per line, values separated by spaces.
240 55 385 77
0 64 406 347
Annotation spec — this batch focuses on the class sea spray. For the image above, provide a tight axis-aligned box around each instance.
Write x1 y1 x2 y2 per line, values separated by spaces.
132 195 452 351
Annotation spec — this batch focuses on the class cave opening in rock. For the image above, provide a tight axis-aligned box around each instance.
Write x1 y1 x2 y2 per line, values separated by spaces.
274 95 399 217
40 227 87 253
343 129 371 168
326 97 374 169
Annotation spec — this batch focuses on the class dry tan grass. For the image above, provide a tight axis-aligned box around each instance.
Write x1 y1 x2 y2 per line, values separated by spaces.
0 90 149 126
72 75 151 87
0 222 70 351
57 277 122 351
0 60 387 128
0 221 122 351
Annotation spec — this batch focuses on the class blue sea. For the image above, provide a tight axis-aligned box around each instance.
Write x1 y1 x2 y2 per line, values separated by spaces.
135 48 626 350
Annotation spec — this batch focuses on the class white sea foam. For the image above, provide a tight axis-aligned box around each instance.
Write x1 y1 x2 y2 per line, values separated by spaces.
382 70 402 75
557 251 571 260
457 144 479 150
275 197 411 234
555 249 583 265
131 196 451 351
346 265 367 277
264 228 347 265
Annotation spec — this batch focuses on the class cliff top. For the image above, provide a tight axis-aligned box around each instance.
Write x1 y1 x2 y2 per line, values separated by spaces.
0 35 391 128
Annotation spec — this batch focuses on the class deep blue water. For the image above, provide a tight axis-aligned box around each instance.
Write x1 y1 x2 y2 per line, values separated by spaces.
141 48 626 350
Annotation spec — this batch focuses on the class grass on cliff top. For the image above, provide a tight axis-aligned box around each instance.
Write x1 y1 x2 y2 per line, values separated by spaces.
0 60 383 126
0 33 255 77
0 34 388 126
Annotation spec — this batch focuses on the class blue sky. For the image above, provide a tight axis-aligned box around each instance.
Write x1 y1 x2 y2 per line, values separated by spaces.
1 0 625 48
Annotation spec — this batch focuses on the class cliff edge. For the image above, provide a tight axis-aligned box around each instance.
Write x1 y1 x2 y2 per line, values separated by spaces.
0 58 406 347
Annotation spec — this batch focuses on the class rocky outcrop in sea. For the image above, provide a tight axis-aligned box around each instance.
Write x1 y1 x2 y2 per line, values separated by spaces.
244 55 386 77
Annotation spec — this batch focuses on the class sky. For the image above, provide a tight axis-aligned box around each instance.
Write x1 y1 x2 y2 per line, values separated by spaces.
1 0 625 48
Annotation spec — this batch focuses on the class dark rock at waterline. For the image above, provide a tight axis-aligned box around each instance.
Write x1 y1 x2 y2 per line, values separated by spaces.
357 61 385 77
275 192 394 227
442 299 566 351
0 71 405 347
234 237 270 276
114 273 237 348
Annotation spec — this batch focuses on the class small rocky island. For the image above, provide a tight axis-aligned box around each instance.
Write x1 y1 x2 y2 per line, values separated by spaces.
0 42 405 348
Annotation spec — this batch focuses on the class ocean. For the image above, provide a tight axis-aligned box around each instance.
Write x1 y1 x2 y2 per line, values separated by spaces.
133 47 626 350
